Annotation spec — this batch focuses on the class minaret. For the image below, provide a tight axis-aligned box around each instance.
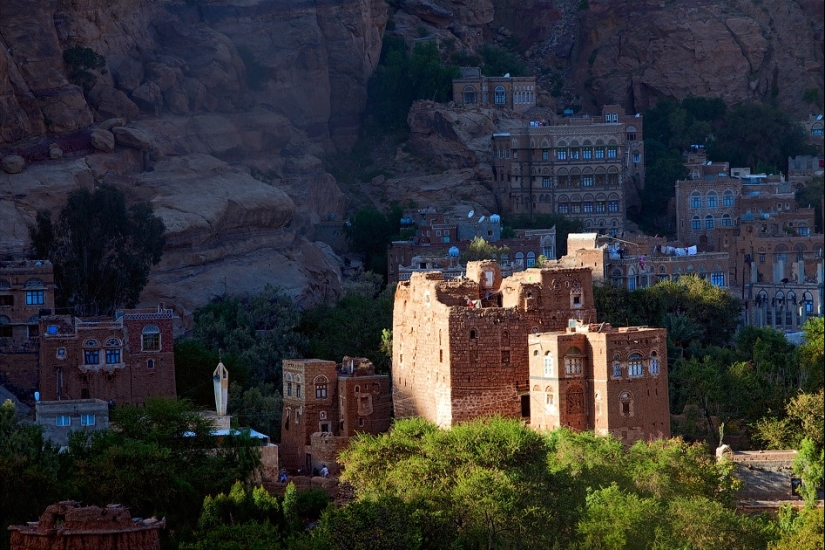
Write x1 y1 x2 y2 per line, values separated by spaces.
213 361 229 422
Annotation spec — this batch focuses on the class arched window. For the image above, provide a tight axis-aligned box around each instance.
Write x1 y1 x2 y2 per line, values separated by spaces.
84 339 100 365
285 373 293 397
775 245 788 263
706 191 718 208
691 215 701 230
803 291 814 312
649 351 660 374
795 244 806 261
690 191 701 209
24 278 45 288
628 353 643 376
105 338 122 365
515 252 524 267
612 361 622 377
315 375 329 399
463 85 476 104
564 347 583 375
494 85 506 105
526 251 536 267
141 325 161 351
721 213 732 227
705 214 714 229
723 190 734 207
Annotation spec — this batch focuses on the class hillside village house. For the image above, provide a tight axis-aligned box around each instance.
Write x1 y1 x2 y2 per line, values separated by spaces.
38 305 177 405
452 67 537 112
280 356 391 474
490 105 645 235
392 261 670 445
0 259 55 396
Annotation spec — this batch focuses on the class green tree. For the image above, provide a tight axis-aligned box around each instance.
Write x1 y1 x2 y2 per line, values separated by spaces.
706 102 816 173
793 438 824 509
29 185 166 316
0 401 62 550
460 236 510 263
308 496 423 550
339 417 570 549
479 44 528 77
576 485 660 549
191 284 306 387
298 284 395 372
64 398 260 531
798 317 824 390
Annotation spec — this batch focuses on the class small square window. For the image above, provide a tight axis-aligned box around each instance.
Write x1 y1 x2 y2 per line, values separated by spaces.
80 414 95 426
56 415 71 427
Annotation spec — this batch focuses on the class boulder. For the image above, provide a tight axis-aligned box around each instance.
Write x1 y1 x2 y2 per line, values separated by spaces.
145 62 178 91
49 144 63 159
2 155 25 174
112 126 155 150
90 129 116 152
131 82 163 114
98 117 127 131
87 83 140 121
115 57 144 93
163 84 190 115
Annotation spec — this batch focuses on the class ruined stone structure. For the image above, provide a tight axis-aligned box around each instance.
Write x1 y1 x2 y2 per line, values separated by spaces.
529 322 669 445
490 105 645 230
0 260 55 397
452 67 537 112
393 261 611 429
38 306 176 405
8 501 164 550
280 357 391 473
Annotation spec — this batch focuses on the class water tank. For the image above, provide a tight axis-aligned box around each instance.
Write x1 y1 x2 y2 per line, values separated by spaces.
490 214 501 223
449 246 460 257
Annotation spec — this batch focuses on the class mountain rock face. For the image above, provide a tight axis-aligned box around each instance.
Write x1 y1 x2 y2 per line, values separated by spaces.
0 0 822 323
0 0 385 323
489 0 823 116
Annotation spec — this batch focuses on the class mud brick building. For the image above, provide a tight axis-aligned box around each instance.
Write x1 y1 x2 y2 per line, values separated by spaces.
0 260 55 396
529 323 669 445
490 105 645 233
452 67 537 112
38 306 176 405
280 356 391 473
9 501 164 550
393 261 602 428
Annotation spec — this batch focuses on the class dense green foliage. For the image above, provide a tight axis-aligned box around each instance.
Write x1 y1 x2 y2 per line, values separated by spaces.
0 398 260 550
460 236 509 263
594 276 741 348
637 98 816 233
298 281 395 372
0 401 61 550
187 285 306 388
63 46 106 89
499 212 584 256
29 185 166 316
344 205 404 277
706 103 817 173
366 37 459 133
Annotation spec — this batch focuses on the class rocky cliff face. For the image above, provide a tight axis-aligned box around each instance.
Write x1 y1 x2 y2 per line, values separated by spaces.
0 0 822 323
487 0 823 116
0 0 385 323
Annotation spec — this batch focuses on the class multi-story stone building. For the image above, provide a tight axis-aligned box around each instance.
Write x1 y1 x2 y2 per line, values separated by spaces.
787 155 824 185
452 67 537 112
675 173 815 249
0 259 56 397
280 357 391 473
38 306 176 405
529 322 669 444
490 105 645 234
392 261 670 441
